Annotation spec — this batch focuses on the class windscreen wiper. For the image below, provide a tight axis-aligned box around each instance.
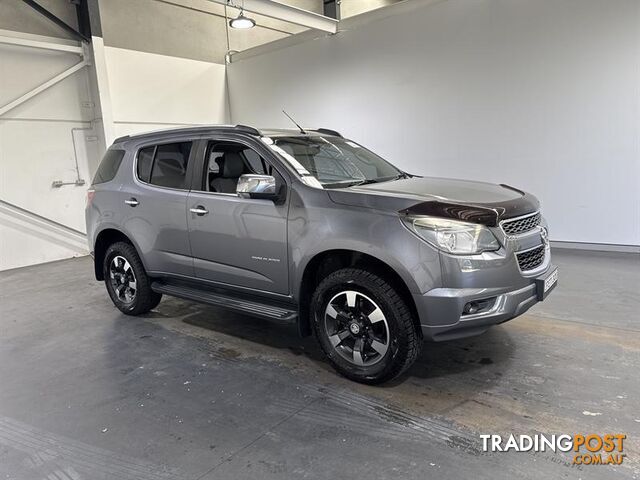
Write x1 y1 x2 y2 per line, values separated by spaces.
353 173 408 186
352 178 380 186
326 174 407 188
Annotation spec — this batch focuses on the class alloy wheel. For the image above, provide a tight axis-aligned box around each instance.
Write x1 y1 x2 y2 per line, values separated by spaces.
109 255 137 304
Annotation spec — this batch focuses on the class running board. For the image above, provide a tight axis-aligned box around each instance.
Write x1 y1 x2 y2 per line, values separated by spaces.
151 282 298 323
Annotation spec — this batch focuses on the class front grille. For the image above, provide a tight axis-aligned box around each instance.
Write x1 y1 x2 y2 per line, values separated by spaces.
501 212 541 236
516 245 546 271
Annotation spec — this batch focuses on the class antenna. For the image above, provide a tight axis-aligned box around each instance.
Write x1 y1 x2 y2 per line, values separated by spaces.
282 110 306 134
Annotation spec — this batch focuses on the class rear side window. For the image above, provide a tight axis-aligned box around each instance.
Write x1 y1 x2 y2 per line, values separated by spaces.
93 149 125 184
136 142 192 189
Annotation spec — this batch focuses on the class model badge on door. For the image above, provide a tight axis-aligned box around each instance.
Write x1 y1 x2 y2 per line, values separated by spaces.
251 256 281 262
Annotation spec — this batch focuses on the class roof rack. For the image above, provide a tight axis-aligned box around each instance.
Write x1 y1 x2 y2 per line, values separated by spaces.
313 128 343 137
112 124 261 144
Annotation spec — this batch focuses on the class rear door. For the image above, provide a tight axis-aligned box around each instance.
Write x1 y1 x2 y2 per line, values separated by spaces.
120 137 197 277
186 136 290 294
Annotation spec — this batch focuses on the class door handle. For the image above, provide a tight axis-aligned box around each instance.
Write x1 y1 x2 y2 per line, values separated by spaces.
190 205 209 216
125 198 139 207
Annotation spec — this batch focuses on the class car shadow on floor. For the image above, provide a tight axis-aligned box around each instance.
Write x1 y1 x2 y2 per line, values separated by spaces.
145 297 516 388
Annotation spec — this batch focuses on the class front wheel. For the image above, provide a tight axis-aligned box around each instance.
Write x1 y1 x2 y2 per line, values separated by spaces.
311 268 422 384
103 242 162 315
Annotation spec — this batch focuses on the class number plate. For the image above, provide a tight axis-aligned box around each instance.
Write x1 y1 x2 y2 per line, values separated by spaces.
536 267 558 301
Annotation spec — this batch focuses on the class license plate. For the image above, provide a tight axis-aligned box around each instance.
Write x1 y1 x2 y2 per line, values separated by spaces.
536 267 558 301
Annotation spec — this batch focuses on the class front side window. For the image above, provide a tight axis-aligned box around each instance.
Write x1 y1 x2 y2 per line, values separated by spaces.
136 142 192 189
201 142 272 194
269 136 402 188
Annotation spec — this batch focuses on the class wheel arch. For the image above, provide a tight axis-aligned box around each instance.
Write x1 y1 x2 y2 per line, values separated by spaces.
93 228 137 280
296 249 421 338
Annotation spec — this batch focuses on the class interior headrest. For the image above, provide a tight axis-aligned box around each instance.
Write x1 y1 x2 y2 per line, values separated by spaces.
222 152 245 178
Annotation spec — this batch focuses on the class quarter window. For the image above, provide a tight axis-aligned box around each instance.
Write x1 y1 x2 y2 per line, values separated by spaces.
93 149 125 184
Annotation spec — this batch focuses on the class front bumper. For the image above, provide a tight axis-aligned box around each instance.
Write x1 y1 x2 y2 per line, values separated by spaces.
414 264 557 341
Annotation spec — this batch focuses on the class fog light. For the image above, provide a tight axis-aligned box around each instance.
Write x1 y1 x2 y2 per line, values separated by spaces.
463 302 479 314
462 297 496 315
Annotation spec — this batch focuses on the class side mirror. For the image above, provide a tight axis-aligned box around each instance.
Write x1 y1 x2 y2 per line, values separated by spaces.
236 174 278 200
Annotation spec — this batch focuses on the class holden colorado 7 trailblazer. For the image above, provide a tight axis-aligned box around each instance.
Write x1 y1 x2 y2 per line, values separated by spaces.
86 125 558 384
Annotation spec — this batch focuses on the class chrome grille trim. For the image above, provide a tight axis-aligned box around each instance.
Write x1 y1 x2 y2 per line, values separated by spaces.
500 211 541 236
516 244 546 271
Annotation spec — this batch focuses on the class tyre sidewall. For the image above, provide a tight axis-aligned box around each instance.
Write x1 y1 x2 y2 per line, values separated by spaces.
311 272 410 382
103 243 146 314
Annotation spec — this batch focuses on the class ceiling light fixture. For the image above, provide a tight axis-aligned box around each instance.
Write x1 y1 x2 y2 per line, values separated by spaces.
229 0 256 30
229 10 255 29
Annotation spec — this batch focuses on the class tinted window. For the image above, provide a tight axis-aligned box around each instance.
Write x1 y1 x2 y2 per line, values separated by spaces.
243 148 269 175
93 149 125 184
137 146 154 183
148 142 192 189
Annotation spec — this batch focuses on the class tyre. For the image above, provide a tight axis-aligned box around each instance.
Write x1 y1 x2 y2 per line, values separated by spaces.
311 268 421 384
103 242 162 315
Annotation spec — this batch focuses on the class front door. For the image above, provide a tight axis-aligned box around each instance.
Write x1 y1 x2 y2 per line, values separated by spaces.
186 138 289 294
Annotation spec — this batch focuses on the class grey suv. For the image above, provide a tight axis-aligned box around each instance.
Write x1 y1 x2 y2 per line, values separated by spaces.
86 125 558 384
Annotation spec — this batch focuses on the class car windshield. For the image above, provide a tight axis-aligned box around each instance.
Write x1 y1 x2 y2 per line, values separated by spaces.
270 136 403 188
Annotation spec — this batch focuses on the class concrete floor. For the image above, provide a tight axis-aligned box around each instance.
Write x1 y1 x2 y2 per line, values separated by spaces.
0 249 638 479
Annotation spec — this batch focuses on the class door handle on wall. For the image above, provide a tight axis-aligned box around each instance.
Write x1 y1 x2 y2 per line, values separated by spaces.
190 206 209 216
125 198 139 207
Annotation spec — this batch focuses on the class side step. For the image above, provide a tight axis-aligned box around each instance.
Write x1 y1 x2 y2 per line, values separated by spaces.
151 282 298 323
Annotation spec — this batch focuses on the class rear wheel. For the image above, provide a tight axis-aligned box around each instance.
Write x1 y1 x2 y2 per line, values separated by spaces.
103 242 161 315
311 268 421 384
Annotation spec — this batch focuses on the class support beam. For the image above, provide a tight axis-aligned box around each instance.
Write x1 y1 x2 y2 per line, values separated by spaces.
89 36 116 147
21 0 90 43
85 0 115 147
0 60 88 117
0 199 87 239
207 0 338 33
75 0 92 40
0 34 83 54
323 0 340 20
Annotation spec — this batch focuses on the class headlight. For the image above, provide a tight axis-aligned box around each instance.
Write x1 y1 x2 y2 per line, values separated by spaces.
402 216 500 255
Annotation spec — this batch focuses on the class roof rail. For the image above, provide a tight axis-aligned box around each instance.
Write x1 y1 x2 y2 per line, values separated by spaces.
234 124 261 135
111 124 261 144
313 128 342 137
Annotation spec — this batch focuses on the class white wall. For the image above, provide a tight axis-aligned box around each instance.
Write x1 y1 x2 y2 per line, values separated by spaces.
229 0 640 247
0 33 98 270
0 38 228 270
103 46 227 139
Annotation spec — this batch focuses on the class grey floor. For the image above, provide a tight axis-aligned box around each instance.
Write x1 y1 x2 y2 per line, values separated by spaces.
0 249 638 480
